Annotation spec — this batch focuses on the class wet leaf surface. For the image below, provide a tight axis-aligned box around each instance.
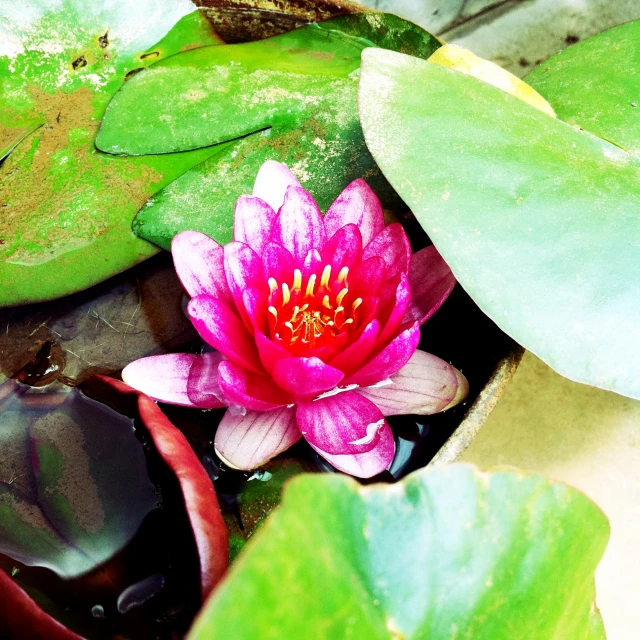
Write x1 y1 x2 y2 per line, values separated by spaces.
359 42 640 400
0 381 158 578
0 2 223 307
95 14 440 250
190 464 609 640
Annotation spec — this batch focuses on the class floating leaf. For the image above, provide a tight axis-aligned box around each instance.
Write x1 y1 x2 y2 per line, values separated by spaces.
189 464 608 639
0 381 157 578
84 376 229 598
95 14 440 249
0 1 223 307
358 44 640 400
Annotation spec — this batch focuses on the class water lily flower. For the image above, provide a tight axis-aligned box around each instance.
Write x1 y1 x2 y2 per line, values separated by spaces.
123 161 468 478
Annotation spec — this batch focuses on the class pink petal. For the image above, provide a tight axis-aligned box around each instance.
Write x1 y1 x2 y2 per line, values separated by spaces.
214 406 301 470
343 322 421 388
242 287 269 335
404 245 457 325
254 330 291 375
271 186 326 263
362 223 412 279
358 349 469 416
302 248 322 278
218 360 294 411
187 351 228 409
309 422 395 478
234 196 277 254
122 353 225 408
252 160 302 213
320 223 362 275
329 320 380 375
224 241 263 329
350 256 386 299
272 356 344 398
188 295 263 374
376 273 411 347
296 391 387 455
262 241 295 285
324 178 385 246
171 231 232 305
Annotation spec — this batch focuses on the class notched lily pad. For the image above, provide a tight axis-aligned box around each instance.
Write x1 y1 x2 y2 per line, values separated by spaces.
0 380 157 578
189 464 609 640
95 14 440 250
0 0 223 307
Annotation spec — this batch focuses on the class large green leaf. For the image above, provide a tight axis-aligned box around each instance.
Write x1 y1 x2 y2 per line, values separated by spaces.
358 45 640 400
0 1 222 307
0 381 157 577
95 14 440 250
189 464 608 640
525 20 640 154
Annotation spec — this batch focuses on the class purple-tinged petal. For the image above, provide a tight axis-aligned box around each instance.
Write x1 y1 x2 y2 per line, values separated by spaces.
215 406 301 470
404 245 457 325
122 353 225 408
324 178 385 247
358 349 469 416
262 241 295 285
218 360 294 411
320 223 363 275
224 241 263 329
309 423 395 478
171 231 232 305
234 196 277 254
329 320 380 375
272 356 344 398
376 273 411 347
271 186 326 262
252 160 302 213
297 391 386 455
343 322 420 388
362 223 412 279
188 295 263 374
187 351 228 409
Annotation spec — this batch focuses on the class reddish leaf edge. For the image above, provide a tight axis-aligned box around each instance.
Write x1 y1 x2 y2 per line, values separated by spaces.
0 569 83 640
93 375 229 598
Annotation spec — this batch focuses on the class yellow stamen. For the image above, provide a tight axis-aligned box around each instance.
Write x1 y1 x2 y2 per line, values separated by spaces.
342 318 354 327
305 274 316 297
337 266 349 283
352 297 363 312
285 321 294 332
334 306 344 317
292 269 302 291
291 305 300 321
282 283 291 305
322 295 331 309
320 265 332 288
336 287 349 306
268 277 278 294
268 306 278 319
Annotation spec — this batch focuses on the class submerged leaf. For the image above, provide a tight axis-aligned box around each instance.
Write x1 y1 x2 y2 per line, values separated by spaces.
0 1 223 307
358 43 640 400
189 464 608 639
0 381 157 578
95 14 441 249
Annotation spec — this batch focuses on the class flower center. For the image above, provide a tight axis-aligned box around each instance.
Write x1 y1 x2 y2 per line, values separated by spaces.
267 264 363 350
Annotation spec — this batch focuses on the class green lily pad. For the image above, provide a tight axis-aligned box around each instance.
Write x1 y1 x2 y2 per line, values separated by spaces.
358 44 640 400
0 382 157 578
95 14 440 250
0 1 222 307
525 21 640 154
189 464 608 639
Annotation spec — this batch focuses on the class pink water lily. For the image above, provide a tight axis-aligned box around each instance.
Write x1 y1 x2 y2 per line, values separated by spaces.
123 161 468 478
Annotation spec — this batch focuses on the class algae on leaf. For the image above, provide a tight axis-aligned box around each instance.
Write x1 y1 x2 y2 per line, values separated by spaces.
95 14 441 250
0 0 223 307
